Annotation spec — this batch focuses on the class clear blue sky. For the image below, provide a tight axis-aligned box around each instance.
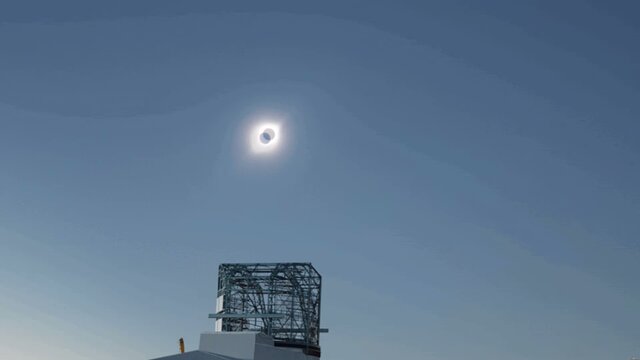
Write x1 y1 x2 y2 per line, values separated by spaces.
1 1 639 359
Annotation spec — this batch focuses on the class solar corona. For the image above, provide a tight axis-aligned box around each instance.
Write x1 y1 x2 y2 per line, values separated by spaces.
250 123 281 154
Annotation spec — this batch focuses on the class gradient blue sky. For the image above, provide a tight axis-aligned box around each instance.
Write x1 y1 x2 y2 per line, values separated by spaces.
1 1 639 359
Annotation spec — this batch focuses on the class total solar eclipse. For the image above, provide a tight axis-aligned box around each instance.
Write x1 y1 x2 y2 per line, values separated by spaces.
250 122 281 155
260 128 275 144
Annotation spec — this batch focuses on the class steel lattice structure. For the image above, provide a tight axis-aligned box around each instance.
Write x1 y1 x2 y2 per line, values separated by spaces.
211 263 323 356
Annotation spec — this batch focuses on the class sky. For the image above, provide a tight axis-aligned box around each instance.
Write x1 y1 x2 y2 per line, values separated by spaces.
1 1 639 359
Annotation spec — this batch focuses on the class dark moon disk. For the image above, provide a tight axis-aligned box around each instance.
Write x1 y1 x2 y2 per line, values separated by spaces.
260 128 275 144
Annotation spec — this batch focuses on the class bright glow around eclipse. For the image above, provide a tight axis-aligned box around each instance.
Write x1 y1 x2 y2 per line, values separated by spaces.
250 122 281 154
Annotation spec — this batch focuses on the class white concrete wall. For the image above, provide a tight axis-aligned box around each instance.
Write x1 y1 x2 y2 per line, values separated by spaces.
198 332 319 360
254 343 319 360
199 332 258 360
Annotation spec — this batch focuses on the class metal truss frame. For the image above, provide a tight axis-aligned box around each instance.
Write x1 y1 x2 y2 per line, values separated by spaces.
212 263 323 351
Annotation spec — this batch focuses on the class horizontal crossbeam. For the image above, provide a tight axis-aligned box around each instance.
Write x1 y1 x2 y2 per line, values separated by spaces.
208 313 285 319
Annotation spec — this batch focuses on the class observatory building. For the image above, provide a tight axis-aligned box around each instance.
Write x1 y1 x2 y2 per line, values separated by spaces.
152 263 327 360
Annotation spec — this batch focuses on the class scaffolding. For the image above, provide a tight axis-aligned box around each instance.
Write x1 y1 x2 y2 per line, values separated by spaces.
209 263 323 356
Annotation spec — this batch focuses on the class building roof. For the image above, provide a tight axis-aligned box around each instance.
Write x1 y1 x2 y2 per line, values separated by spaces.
150 350 241 360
